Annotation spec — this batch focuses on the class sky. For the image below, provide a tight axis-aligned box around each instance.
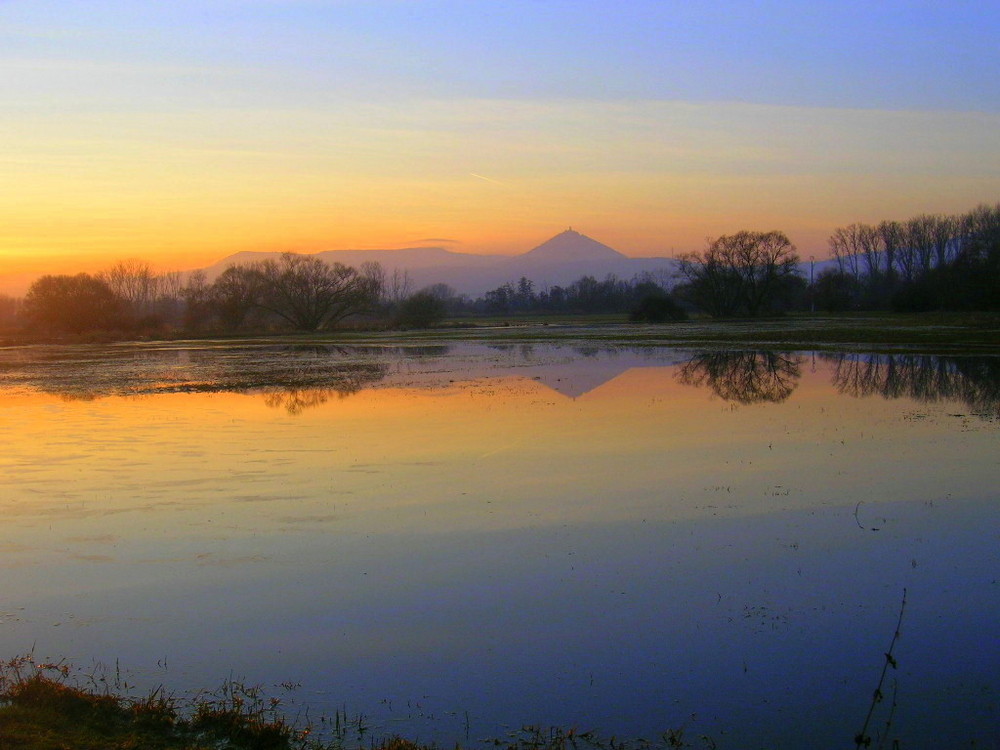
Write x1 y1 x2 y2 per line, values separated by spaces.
2 0 999 289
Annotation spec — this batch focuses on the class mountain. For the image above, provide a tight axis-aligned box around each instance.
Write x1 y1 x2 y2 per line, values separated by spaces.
200 230 678 297
519 229 626 263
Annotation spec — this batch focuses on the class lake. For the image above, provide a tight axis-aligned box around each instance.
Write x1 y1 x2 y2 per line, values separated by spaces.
0 340 997 749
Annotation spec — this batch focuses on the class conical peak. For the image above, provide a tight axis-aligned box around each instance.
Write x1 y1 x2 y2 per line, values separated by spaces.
521 229 626 262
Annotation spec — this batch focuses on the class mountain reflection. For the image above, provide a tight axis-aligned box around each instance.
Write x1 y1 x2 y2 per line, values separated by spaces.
676 351 803 404
824 353 1000 417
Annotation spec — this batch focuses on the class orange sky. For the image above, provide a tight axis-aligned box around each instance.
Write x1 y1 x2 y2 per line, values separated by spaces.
2 3 998 294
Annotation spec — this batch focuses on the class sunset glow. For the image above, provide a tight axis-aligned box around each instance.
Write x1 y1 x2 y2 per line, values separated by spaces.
2 0 999 290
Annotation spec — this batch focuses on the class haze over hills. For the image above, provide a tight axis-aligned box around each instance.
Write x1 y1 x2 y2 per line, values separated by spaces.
0 229 836 298
202 229 680 297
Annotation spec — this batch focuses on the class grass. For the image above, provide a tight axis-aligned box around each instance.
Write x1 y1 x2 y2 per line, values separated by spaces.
291 311 1000 353
0 656 327 750
5 311 1000 354
0 657 720 750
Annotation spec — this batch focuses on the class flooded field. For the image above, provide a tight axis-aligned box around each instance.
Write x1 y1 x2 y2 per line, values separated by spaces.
0 341 998 749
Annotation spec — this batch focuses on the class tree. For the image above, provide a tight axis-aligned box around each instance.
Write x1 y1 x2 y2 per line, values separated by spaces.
394 291 447 328
382 267 413 305
99 259 158 323
678 230 801 317
813 268 859 312
0 294 19 328
628 293 687 323
22 274 125 334
210 265 262 330
181 270 213 331
484 283 515 314
251 253 381 331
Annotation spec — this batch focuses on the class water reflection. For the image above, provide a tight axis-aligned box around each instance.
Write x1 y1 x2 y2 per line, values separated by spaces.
675 350 803 404
4 344 1000 419
3 343 1000 420
0 344 392 408
260 386 367 415
825 353 1000 418
0 342 998 748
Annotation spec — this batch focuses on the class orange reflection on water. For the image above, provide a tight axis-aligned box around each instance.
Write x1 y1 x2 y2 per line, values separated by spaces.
2 357 995 558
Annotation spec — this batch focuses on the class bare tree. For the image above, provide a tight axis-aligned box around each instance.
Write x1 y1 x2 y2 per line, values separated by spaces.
877 220 903 286
359 261 385 301
99 259 159 320
384 268 413 305
210 265 262 330
856 223 884 280
181 270 213 331
22 274 125 333
929 214 958 267
0 294 21 328
898 216 934 282
251 253 380 331
678 230 800 317
158 270 184 302
829 224 866 281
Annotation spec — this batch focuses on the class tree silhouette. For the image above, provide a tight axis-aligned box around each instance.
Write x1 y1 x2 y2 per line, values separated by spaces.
251 253 382 331
676 350 803 404
678 230 801 317
825 353 1000 418
22 274 125 334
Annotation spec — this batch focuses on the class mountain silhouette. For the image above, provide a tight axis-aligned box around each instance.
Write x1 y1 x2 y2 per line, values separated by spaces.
196 230 679 297
519 229 626 263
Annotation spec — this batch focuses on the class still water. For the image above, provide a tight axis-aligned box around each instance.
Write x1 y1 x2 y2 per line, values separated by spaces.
0 341 997 748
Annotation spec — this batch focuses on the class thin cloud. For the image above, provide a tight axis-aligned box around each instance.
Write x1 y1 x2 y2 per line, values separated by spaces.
470 172 507 186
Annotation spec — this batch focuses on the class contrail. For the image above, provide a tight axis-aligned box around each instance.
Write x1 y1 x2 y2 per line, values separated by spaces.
469 172 506 186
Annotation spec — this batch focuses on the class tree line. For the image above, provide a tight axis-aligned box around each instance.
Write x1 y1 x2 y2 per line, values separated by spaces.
6 254 390 336
820 202 1000 311
2 257 686 336
2 200 997 335
448 271 683 320
639 201 1000 317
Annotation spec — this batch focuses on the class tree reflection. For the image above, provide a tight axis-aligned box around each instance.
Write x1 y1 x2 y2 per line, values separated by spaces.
257 361 390 414
825 353 1000 417
676 351 803 404
0 344 390 405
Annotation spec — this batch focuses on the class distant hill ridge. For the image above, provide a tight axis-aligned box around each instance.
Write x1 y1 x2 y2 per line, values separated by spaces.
203 230 678 297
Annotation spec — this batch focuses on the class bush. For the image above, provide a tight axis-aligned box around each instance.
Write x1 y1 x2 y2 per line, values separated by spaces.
394 292 447 328
628 294 688 323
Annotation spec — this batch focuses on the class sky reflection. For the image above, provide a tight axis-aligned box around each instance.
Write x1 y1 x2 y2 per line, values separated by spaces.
0 343 997 748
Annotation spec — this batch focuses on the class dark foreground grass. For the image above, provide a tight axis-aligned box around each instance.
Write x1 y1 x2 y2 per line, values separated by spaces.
0 658 716 750
5 311 1000 354
404 311 1000 352
0 658 295 750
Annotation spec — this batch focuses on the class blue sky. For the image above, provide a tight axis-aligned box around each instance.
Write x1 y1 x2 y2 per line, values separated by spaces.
7 0 997 109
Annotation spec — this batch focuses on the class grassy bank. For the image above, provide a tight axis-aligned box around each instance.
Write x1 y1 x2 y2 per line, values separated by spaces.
0 658 713 750
0 657 309 750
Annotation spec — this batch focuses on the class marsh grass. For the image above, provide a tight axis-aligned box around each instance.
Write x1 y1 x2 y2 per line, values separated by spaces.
0 655 319 750
0 657 721 750
854 589 908 750
6 311 1000 353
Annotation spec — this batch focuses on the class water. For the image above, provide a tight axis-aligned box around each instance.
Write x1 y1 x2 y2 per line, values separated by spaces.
0 341 997 749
